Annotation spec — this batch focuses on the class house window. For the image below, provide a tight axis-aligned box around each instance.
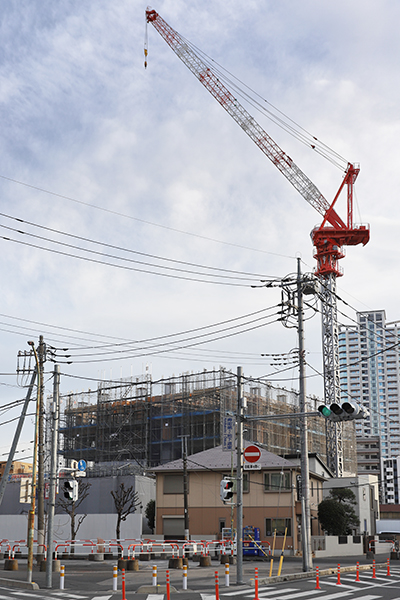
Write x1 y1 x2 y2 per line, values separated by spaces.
243 473 250 493
163 474 185 494
265 518 292 537
264 472 291 492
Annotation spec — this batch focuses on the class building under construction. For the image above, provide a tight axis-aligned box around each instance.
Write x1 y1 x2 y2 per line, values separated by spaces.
59 368 357 473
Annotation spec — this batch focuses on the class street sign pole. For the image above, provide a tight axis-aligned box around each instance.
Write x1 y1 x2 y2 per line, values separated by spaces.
236 366 244 585
46 364 60 588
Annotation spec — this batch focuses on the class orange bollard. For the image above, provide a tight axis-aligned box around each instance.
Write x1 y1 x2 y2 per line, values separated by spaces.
166 569 171 600
121 568 127 600
254 567 259 600
387 558 390 576
315 566 321 590
337 564 341 585
355 561 360 582
372 559 377 579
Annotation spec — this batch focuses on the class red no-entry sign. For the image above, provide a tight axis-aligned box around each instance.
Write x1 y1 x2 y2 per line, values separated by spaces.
243 445 261 463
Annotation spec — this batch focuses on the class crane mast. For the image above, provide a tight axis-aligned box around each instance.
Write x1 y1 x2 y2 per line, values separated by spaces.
146 8 370 476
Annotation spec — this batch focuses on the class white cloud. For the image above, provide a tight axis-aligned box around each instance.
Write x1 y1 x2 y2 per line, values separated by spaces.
0 0 398 448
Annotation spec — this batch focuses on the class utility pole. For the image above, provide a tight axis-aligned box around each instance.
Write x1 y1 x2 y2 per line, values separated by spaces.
0 368 37 507
27 341 41 583
236 366 244 585
297 258 313 572
37 335 46 558
180 435 190 541
46 364 60 588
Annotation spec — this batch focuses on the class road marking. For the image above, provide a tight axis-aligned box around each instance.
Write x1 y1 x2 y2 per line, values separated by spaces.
352 596 382 600
323 580 363 590
147 596 164 600
90 596 113 600
201 595 216 600
222 587 273 596
252 591 299 598
50 594 88 599
257 591 332 600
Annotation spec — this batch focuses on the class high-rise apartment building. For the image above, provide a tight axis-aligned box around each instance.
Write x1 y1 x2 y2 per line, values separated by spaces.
339 310 400 462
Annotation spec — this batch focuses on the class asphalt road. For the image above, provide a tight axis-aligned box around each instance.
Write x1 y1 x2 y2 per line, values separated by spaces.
0 553 398 600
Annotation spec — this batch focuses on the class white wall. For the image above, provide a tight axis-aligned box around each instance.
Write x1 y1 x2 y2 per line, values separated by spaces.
0 513 142 554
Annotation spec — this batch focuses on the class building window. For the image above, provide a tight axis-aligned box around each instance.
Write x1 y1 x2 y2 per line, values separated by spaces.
243 473 250 493
163 474 184 494
264 472 291 492
265 518 292 537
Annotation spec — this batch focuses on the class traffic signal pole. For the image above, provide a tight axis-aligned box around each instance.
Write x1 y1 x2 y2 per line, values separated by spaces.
46 364 60 588
297 258 313 573
236 366 244 585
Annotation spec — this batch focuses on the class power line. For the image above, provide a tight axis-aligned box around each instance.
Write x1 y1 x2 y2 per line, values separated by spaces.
0 174 294 259
0 213 278 280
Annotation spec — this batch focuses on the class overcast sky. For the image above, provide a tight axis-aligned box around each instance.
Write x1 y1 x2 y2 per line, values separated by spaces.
1 0 399 458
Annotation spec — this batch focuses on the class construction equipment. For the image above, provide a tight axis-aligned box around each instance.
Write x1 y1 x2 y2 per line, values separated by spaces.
145 9 370 476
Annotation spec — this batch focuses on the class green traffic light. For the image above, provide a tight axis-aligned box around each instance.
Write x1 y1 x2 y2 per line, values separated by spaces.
320 406 332 417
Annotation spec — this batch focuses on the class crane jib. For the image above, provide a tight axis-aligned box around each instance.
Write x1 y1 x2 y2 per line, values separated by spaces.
146 9 369 267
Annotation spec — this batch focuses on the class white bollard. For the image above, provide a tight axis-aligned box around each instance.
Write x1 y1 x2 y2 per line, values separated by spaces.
183 564 188 590
225 562 229 587
113 564 118 592
60 565 65 590
152 564 157 586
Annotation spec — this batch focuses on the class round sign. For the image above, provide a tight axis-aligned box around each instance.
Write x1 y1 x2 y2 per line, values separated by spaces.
243 445 261 463
77 459 87 472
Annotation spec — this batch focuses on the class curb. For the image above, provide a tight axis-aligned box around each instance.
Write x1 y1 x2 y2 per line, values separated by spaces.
0 577 39 591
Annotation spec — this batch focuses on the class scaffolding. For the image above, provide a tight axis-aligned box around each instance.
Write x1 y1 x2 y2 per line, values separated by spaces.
58 368 356 472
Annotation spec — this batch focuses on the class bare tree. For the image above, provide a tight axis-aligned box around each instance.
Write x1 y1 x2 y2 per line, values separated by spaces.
111 483 141 555
57 479 91 553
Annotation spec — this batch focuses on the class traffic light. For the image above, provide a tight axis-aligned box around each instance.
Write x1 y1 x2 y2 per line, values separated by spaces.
63 479 78 502
220 478 234 503
318 402 369 422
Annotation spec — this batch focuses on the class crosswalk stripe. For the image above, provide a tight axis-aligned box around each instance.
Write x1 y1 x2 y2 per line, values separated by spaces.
201 595 216 600
222 589 254 596
256 591 330 600
251 591 299 599
352 596 382 600
51 594 88 599
305 594 352 600
147 595 164 600
222 587 274 597
323 580 363 590
90 596 112 600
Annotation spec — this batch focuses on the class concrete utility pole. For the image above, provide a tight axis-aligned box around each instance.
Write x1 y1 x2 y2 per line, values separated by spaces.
180 435 190 541
37 335 46 558
27 341 41 583
0 368 37 507
297 258 313 572
236 366 244 585
46 364 60 588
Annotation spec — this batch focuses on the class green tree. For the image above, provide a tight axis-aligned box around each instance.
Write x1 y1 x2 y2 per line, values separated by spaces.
318 487 360 535
145 499 155 533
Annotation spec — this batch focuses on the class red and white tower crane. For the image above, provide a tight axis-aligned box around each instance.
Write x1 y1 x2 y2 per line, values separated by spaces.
145 8 370 476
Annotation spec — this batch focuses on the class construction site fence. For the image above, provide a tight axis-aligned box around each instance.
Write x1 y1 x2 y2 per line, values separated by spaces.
0 538 249 560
